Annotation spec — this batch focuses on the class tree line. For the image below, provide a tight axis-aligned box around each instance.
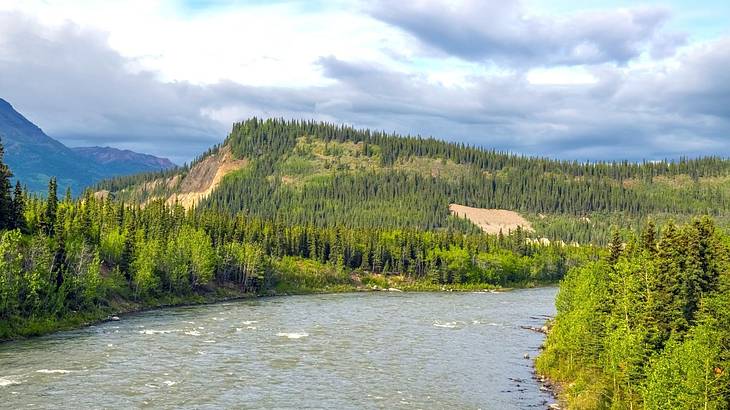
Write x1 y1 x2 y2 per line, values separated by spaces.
0 137 590 338
96 118 730 244
537 218 730 409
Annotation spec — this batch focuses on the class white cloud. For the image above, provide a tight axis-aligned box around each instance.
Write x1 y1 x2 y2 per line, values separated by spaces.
0 0 408 87
527 67 598 85
0 0 728 163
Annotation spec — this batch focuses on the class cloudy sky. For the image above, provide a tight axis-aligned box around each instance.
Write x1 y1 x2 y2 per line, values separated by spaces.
0 0 729 164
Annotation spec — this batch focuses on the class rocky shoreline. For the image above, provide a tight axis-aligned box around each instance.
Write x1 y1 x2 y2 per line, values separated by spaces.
522 315 563 409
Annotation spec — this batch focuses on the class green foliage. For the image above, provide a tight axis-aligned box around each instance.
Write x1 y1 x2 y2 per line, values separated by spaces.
100 228 125 264
132 238 161 296
272 256 350 293
537 218 730 409
0 138 26 231
0 166 591 339
0 230 23 319
96 118 730 244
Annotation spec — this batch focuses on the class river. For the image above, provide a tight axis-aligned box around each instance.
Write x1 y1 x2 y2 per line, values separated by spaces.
0 287 557 409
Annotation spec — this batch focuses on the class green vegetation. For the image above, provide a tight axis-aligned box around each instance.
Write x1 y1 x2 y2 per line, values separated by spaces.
537 218 730 409
5 122 730 409
98 118 730 244
0 136 592 340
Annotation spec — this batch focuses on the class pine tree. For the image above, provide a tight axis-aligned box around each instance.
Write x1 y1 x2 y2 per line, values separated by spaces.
681 223 704 326
120 233 134 282
52 236 68 290
0 137 14 231
43 177 58 236
608 228 623 264
641 220 657 254
653 221 687 343
11 181 24 231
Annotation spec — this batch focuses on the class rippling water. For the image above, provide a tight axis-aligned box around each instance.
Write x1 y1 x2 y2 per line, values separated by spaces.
0 287 557 409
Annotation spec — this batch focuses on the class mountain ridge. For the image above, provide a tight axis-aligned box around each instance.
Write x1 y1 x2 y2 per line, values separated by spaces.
0 98 176 194
72 146 175 169
97 118 730 243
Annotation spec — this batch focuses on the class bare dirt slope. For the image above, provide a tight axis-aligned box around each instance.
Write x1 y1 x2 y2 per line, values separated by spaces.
449 204 533 235
167 146 248 209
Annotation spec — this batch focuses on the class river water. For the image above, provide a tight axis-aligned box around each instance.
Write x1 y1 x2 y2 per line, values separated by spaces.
0 287 557 409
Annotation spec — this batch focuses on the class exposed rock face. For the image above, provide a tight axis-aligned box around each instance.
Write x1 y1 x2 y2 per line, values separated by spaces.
166 146 248 209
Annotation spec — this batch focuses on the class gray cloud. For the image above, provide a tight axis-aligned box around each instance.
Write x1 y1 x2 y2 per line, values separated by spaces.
370 0 686 66
313 52 730 160
0 10 728 164
0 12 225 163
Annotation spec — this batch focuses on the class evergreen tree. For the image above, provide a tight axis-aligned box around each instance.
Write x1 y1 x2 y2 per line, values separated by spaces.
641 220 657 254
538 218 730 409
43 177 58 235
52 236 68 290
608 228 623 264
0 137 13 231
11 181 25 231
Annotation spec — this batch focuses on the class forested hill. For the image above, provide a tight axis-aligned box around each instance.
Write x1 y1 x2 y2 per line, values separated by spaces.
97 118 730 243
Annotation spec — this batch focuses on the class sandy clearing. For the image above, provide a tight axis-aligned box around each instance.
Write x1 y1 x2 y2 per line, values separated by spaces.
449 204 533 235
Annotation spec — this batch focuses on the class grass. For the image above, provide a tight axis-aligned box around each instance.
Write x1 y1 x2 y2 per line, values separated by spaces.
276 137 471 189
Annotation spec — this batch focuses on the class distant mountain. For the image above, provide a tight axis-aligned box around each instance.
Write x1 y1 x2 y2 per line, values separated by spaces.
0 98 175 194
72 146 175 173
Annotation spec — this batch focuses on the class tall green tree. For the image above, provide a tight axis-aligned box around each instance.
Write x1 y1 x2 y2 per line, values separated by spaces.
608 228 623 265
0 137 14 231
43 177 58 235
11 181 25 231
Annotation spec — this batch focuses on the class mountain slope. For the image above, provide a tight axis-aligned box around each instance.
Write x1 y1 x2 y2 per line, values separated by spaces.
97 118 730 243
0 98 175 193
72 146 175 174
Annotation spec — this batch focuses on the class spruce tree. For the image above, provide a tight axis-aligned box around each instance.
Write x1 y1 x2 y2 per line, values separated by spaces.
654 221 687 343
11 181 24 231
52 235 68 290
641 220 657 254
44 177 58 235
0 137 14 230
608 228 623 264
681 223 704 326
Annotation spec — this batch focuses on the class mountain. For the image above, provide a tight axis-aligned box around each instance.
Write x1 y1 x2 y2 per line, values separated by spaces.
72 146 175 174
0 98 175 194
97 118 730 243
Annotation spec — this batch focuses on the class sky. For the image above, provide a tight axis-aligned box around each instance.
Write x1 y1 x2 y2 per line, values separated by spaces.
0 0 729 164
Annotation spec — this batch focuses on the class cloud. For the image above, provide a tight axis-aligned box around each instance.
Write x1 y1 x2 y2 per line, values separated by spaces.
313 51 730 160
0 7 728 164
0 11 226 163
369 0 686 66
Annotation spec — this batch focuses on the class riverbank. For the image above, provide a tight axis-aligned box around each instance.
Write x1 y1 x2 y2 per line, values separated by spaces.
0 268 554 343
531 318 565 410
0 288 559 408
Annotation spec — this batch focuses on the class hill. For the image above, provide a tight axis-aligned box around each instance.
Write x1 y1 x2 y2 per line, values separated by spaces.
97 118 730 243
0 98 175 194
